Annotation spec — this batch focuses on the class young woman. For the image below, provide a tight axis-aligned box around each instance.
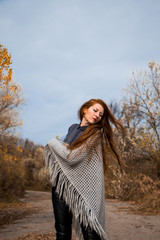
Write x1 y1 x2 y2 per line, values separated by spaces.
45 99 124 240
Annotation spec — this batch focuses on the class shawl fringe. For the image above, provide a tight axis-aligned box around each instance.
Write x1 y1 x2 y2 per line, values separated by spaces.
45 144 107 240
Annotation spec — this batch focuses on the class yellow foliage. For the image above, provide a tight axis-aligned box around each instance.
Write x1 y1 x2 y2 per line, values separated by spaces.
0 44 25 199
0 137 25 199
0 44 24 136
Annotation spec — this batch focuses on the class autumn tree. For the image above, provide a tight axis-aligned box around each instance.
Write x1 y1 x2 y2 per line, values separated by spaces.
0 44 25 199
108 99 122 120
120 61 160 176
0 44 24 136
121 61 160 143
104 62 160 210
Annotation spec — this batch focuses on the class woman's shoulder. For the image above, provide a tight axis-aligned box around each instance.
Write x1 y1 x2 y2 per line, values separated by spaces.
68 123 79 131
63 123 79 143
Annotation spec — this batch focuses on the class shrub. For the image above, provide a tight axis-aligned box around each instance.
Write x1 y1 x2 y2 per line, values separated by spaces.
0 139 25 200
23 147 50 190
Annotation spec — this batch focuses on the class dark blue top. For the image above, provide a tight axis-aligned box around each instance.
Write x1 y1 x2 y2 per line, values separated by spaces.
52 123 87 190
64 123 88 144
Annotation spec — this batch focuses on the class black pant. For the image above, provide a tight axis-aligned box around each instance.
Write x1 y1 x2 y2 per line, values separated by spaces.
52 187 101 240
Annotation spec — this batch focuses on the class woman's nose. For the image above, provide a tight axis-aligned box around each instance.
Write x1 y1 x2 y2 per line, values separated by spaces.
95 112 100 118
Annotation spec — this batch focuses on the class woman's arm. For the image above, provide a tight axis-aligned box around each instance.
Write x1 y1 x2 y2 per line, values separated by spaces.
45 137 90 167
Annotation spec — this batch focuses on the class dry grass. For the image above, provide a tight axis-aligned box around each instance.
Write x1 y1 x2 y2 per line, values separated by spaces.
105 170 160 214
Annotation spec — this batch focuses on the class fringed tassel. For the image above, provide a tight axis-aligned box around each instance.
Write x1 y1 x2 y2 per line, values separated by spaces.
45 145 107 240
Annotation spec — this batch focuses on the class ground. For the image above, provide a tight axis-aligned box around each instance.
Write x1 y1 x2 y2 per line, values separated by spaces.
0 191 160 240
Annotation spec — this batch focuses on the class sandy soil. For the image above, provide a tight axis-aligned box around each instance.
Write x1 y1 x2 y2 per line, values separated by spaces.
0 190 160 240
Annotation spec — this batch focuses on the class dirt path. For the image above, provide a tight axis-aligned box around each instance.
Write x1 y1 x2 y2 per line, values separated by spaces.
0 190 160 240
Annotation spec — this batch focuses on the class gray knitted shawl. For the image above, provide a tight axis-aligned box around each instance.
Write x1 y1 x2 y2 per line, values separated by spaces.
45 137 108 240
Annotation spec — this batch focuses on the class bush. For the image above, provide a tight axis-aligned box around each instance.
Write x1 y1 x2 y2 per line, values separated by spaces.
23 147 50 190
104 131 160 214
33 167 50 190
23 158 36 186
0 140 25 200
105 165 160 214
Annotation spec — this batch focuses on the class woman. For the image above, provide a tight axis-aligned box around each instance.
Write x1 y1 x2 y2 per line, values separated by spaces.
45 99 124 240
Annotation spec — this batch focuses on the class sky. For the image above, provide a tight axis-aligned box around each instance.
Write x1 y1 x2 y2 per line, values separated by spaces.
0 0 160 145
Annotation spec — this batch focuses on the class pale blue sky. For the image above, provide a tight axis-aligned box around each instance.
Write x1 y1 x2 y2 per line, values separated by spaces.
0 0 160 145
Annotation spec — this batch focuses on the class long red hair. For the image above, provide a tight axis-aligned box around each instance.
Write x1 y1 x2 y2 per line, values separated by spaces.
68 99 125 169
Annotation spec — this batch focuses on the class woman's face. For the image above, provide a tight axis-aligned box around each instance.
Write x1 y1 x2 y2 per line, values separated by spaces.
82 103 104 126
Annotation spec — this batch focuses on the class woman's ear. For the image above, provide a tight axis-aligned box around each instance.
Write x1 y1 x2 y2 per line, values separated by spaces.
83 107 87 114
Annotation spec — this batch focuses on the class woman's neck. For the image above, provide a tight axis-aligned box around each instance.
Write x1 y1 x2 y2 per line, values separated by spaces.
80 118 89 127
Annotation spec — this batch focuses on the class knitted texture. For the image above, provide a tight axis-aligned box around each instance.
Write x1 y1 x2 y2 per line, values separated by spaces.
45 137 108 240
